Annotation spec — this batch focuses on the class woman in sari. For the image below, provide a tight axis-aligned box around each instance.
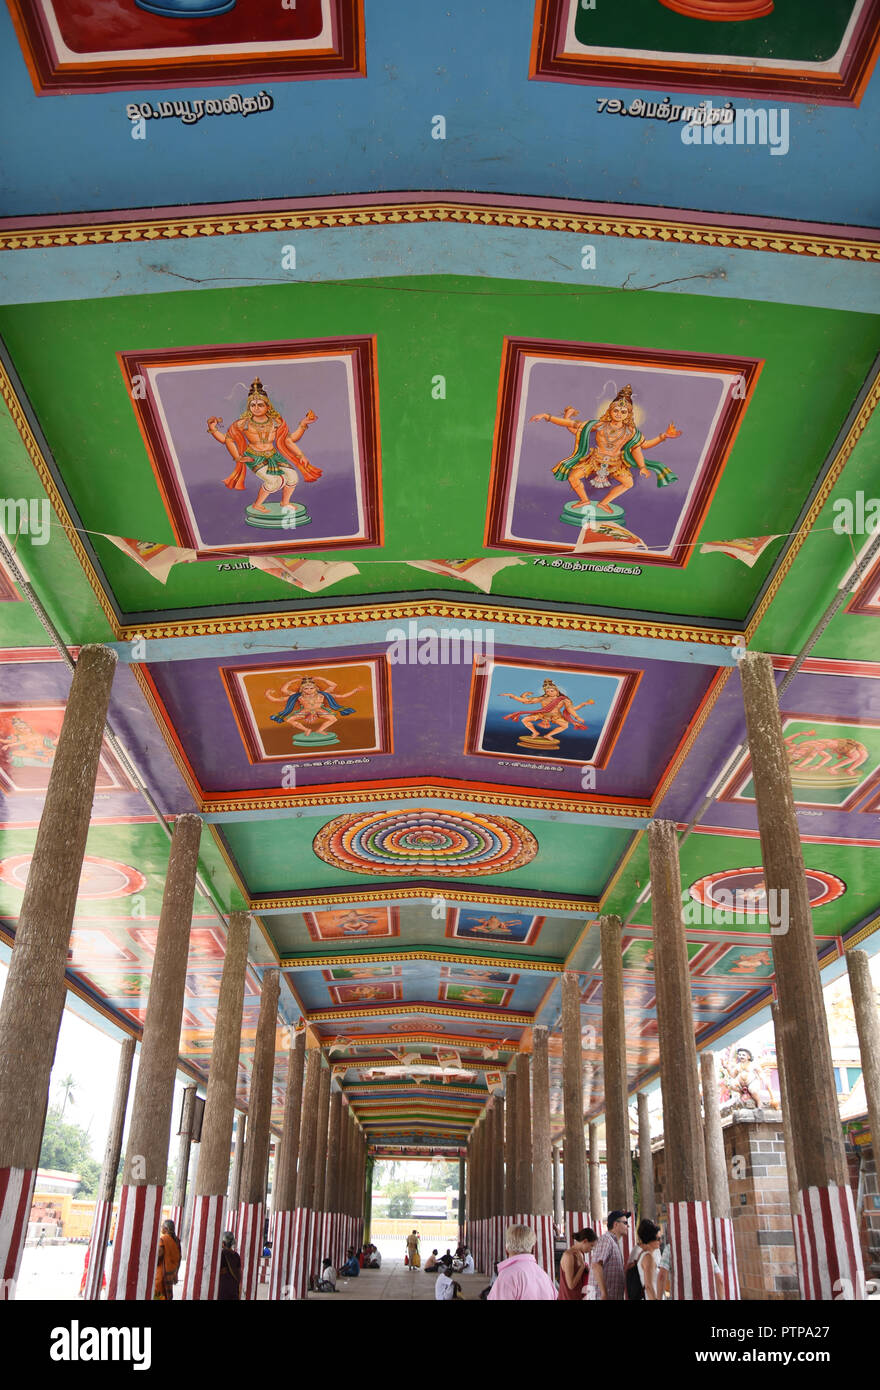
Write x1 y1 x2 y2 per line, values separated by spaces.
406 1229 421 1268
154 1219 182 1301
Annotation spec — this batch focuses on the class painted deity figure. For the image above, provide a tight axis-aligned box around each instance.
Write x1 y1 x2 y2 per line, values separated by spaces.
207 377 321 513
721 1046 774 1109
466 915 521 936
530 384 680 512
266 673 364 736
0 716 57 766
500 678 595 740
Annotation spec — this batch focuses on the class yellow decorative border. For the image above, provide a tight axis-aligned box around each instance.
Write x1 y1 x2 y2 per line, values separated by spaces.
253 885 597 912
205 785 650 817
746 366 880 640
309 1002 531 1024
2 197 877 263
283 948 560 971
844 914 880 950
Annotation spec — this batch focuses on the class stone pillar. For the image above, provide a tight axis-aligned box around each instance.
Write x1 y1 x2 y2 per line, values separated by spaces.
649 820 715 1301
292 1048 322 1298
493 1095 506 1268
561 971 589 1239
600 914 634 1257
553 1143 564 1234
638 1093 656 1223
531 1027 554 1275
0 645 117 1300
182 906 249 1299
322 1087 342 1280
514 1052 532 1223
83 1035 136 1300
267 1029 306 1301
236 968 280 1301
701 1052 740 1299
227 1113 246 1238
311 1064 331 1274
504 1072 517 1221
108 813 202 1301
459 1156 466 1246
741 652 864 1300
169 1084 198 1237
846 951 880 1280
589 1121 603 1229
364 1154 374 1245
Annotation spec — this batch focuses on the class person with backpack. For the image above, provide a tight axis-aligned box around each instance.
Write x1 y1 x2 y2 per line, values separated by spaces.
625 1219 662 1302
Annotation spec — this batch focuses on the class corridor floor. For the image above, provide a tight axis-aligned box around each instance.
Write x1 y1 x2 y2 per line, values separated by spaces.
306 1261 489 1301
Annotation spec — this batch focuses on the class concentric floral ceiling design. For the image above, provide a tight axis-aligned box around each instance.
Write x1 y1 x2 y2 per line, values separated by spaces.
312 810 539 877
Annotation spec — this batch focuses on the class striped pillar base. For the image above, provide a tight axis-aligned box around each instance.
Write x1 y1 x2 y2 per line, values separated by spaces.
268 1208 294 1300
564 1211 592 1246
493 1214 504 1270
183 1194 227 1301
290 1208 312 1300
799 1185 866 1301
107 1184 164 1301
714 1216 741 1300
532 1213 555 1278
236 1201 264 1301
668 1200 717 1301
0 1167 36 1301
82 1198 113 1301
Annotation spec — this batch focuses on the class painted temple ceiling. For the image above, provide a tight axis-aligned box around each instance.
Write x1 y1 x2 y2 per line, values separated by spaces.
0 0 879 1151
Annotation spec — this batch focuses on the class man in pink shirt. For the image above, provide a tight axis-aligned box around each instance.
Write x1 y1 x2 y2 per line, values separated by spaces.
487 1224 557 1300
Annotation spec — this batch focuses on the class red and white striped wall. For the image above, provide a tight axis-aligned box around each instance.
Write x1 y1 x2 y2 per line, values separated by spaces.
493 1214 504 1271
713 1216 740 1301
798 1185 866 1301
564 1211 592 1247
236 1201 264 1301
182 1193 227 1301
532 1214 555 1278
107 1184 164 1301
667 1200 717 1300
0 1167 36 1301
314 1212 330 1274
82 1198 113 1301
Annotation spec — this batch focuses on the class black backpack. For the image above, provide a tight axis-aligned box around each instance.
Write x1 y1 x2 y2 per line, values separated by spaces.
625 1248 645 1302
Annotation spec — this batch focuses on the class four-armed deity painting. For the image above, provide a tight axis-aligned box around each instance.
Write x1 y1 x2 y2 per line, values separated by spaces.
221 655 391 761
9 0 365 93
119 338 381 558
304 907 401 942
486 338 760 565
466 655 640 766
530 0 880 105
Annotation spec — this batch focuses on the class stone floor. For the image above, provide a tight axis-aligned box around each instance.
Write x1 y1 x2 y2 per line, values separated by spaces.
305 1261 489 1301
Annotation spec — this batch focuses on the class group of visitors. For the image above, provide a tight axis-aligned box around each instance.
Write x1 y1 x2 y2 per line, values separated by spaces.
312 1242 382 1291
478 1209 727 1300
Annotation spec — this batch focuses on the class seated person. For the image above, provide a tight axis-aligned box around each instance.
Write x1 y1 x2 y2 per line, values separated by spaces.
461 1248 475 1273
438 1249 454 1269
423 1249 440 1272
316 1257 337 1292
435 1267 456 1301
365 1245 382 1269
340 1248 360 1278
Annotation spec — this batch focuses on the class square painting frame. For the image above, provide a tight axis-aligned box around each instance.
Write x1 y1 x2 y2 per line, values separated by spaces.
9 0 366 94
328 980 403 1006
439 980 514 1009
0 702 134 795
444 907 545 946
304 906 400 941
118 336 382 559
485 336 760 565
221 653 392 765
530 0 880 106
719 710 880 810
465 654 641 769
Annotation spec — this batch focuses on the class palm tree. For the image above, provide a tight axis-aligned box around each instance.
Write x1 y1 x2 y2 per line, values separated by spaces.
57 1073 76 1120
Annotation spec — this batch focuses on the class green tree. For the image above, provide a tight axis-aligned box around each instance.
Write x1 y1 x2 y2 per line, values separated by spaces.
57 1072 77 1120
425 1161 459 1191
386 1178 417 1217
39 1108 102 1197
